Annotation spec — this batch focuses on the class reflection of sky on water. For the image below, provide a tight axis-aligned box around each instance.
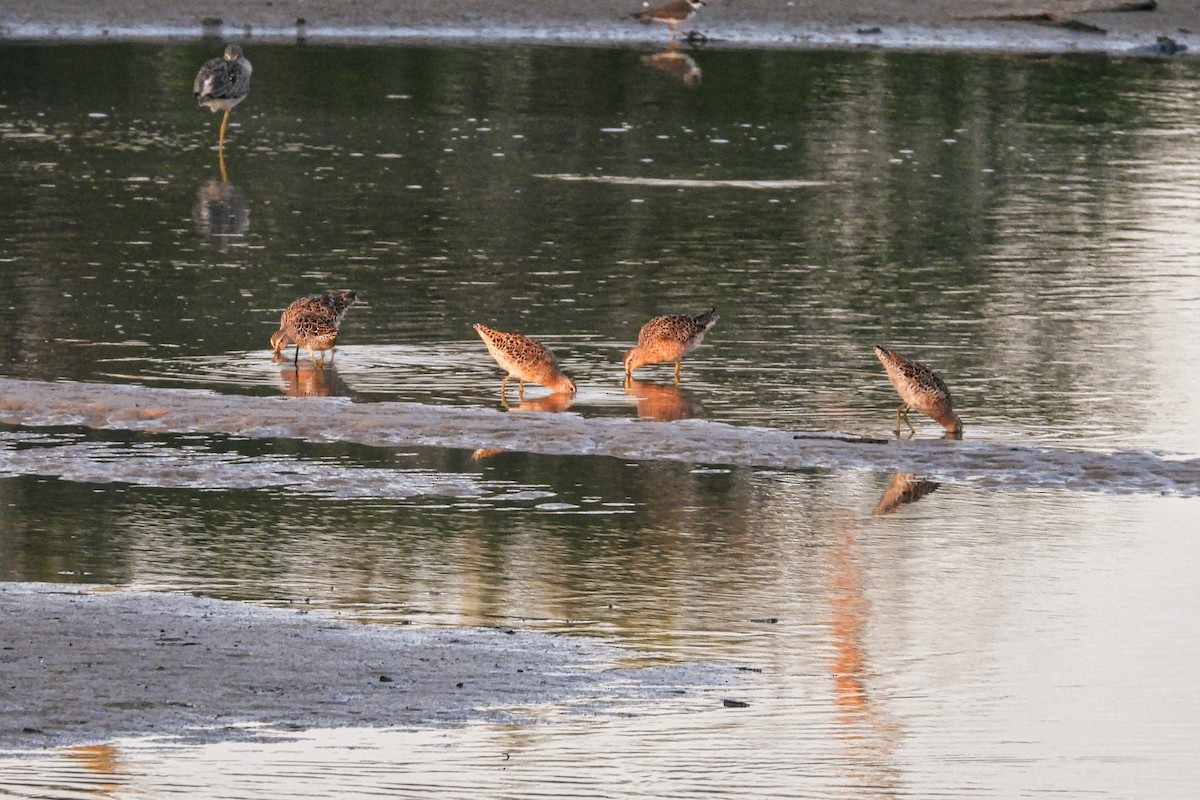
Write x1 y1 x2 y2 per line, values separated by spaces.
2 490 1197 799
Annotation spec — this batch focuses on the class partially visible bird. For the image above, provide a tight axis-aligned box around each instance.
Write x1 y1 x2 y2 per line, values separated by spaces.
873 345 963 436
473 324 576 398
194 44 252 153
624 308 719 381
271 290 359 363
632 0 706 38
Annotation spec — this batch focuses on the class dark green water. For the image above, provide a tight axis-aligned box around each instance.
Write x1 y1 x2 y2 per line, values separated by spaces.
2 42 1200 799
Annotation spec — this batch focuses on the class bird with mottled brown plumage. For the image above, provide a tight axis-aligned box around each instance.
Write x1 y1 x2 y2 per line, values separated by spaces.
473 324 576 398
282 311 341 368
270 290 359 357
873 345 963 436
624 308 719 381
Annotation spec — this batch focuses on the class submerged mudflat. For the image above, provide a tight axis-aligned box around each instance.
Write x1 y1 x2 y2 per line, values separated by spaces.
2 0 1197 53
0 583 732 750
2 377 1198 496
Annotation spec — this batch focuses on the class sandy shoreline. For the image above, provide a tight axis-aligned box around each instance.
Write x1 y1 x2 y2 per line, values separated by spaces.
0 583 733 751
0 0 1197 53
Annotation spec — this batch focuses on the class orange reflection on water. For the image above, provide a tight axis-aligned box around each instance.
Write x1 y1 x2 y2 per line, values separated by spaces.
276 365 350 397
623 377 705 421
501 392 575 413
827 521 900 795
639 47 702 87
64 742 125 797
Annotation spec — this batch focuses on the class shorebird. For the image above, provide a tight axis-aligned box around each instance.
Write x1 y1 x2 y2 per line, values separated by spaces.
632 0 705 38
624 308 719 381
194 44 252 153
473 324 576 398
283 311 340 368
873 345 963 436
271 290 358 362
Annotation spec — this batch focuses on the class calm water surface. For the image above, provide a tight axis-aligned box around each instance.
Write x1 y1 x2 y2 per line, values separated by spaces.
1 42 1199 798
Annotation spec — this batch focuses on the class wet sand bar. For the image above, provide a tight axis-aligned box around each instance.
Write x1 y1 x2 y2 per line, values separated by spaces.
1 0 1197 52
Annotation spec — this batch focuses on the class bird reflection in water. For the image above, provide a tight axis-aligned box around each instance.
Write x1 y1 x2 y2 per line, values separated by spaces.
500 391 575 414
623 376 705 421
276 363 351 397
827 522 902 793
65 743 126 797
872 473 941 516
476 392 574 458
193 178 249 241
639 45 702 86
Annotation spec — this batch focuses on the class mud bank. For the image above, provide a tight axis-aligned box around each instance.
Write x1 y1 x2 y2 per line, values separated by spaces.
2 377 1199 495
0 0 1197 54
0 583 733 751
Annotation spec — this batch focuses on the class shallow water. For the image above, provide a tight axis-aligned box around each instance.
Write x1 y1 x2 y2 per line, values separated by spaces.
4 44 1200 448
2 42 1200 798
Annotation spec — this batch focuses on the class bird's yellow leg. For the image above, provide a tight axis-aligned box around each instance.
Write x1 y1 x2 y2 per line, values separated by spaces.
218 109 231 152
500 374 510 398
517 379 525 399
897 405 916 435
673 362 682 383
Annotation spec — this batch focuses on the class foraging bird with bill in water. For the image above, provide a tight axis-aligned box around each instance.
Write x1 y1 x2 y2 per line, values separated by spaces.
270 290 359 367
624 308 719 382
281 311 340 368
473 324 577 399
873 345 963 436
194 44 252 154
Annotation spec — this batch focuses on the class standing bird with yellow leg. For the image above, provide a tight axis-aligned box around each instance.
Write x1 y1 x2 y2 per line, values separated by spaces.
873 345 963 437
194 44 252 155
